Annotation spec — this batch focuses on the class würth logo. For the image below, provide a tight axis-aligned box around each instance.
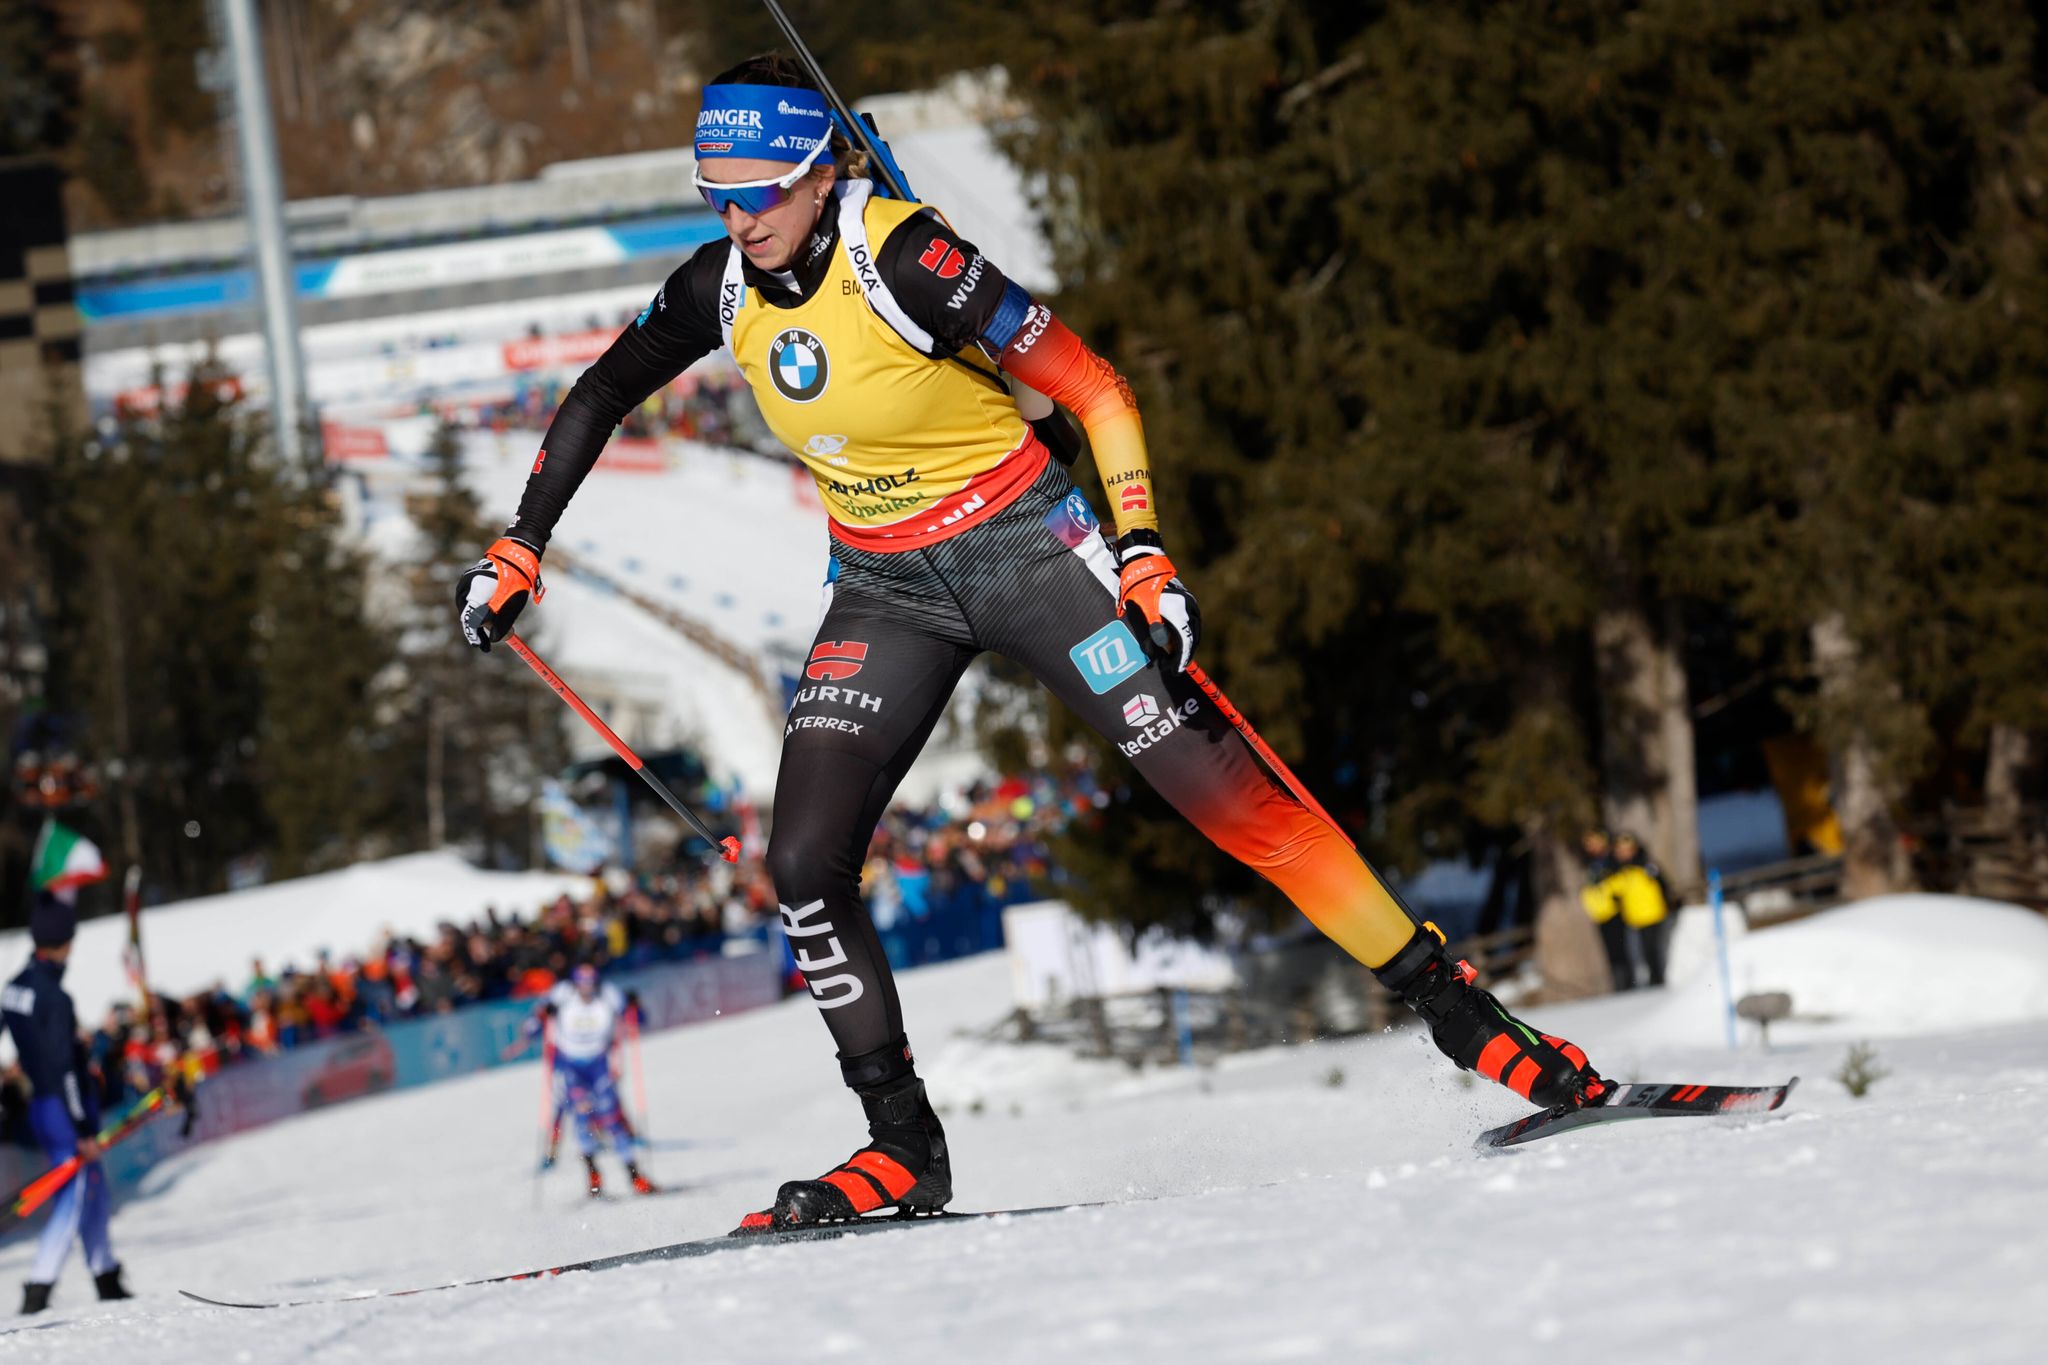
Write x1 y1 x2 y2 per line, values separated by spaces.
918 237 967 279
806 640 869 681
1120 483 1150 513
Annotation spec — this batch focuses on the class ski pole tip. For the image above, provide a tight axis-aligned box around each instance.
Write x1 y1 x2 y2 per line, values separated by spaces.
718 836 742 864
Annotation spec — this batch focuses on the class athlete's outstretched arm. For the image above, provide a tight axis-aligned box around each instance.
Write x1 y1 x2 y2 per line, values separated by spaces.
506 246 727 551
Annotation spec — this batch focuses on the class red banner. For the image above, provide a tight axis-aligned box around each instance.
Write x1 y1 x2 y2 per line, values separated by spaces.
321 423 391 461
601 437 667 472
502 328 619 372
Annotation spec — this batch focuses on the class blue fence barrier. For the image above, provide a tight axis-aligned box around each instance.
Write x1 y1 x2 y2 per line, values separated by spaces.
2 949 780 1226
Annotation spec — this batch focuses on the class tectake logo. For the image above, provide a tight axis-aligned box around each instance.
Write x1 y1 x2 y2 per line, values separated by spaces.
1118 696 1201 757
1011 304 1053 355
1069 620 1147 695
805 640 869 681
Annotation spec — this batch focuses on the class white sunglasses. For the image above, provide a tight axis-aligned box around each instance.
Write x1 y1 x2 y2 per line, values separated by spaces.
692 131 834 216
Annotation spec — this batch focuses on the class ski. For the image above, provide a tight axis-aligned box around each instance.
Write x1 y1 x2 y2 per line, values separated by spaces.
1477 1078 1799 1150
181 1203 1109 1309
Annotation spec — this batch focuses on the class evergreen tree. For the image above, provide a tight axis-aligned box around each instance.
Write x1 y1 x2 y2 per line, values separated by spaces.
384 421 564 866
39 365 400 895
982 2 2047 958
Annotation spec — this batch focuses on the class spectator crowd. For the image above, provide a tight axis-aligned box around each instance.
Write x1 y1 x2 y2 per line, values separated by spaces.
5 767 1096 1145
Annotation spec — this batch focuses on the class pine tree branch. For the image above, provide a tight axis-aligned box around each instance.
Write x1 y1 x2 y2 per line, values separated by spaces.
1277 51 1367 123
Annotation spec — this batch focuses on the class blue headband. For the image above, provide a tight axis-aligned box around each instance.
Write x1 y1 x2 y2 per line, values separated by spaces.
695 83 835 164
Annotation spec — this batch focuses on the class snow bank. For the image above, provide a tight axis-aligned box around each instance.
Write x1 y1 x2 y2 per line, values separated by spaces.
1571 893 2048 1050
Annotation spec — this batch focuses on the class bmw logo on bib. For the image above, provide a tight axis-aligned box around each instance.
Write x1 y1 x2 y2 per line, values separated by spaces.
769 328 829 404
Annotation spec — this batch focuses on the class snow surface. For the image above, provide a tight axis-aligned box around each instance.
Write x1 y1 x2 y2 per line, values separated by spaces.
4 896 2046 1362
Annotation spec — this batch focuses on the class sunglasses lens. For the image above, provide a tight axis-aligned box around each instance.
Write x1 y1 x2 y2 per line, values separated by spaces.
700 181 795 216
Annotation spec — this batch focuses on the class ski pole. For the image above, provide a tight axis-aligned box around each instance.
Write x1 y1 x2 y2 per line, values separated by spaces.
624 1005 650 1139
1183 662 1354 849
504 633 740 863
1181 665 1450 930
532 1017 556 1196
537 1016 557 1146
758 0 916 201
1 1087 167 1231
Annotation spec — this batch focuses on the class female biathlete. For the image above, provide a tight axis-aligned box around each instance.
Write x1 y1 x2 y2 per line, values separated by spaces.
459 57 1607 1229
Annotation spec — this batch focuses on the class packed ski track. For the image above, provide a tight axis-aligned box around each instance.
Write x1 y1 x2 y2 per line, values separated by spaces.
4 942 2045 1364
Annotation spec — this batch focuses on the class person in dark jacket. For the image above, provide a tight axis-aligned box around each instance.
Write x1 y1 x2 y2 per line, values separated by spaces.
1 896 130 1314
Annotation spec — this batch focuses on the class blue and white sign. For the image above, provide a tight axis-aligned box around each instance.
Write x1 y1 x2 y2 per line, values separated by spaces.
1069 620 1147 694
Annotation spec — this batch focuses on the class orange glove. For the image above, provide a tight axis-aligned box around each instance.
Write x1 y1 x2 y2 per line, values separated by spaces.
457 536 544 653
1115 530 1201 672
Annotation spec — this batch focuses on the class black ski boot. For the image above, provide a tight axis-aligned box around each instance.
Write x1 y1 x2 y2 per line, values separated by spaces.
737 1037 951 1233
94 1267 132 1301
20 1282 51 1316
1374 923 1607 1110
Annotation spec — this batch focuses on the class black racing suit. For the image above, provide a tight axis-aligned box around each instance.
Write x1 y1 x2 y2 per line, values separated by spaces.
507 190 1400 1081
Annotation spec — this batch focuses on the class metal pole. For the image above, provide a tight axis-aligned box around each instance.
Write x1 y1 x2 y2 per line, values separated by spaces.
1709 869 1738 1050
219 0 311 465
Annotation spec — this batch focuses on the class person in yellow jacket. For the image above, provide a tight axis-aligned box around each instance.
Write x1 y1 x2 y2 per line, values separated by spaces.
456 56 1608 1230
1581 831 1673 989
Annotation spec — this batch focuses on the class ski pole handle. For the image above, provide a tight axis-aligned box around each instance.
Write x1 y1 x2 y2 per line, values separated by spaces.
505 633 741 863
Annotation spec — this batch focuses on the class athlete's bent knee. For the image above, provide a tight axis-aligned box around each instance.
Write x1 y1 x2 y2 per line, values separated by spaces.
765 825 862 902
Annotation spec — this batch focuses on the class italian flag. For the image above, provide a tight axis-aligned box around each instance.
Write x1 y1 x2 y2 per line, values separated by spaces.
32 818 109 902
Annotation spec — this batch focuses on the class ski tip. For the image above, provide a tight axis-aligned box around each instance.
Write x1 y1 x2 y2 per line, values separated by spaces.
718 836 741 863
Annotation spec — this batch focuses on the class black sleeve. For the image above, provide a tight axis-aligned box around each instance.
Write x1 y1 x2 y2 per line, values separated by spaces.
876 209 1013 360
506 243 729 550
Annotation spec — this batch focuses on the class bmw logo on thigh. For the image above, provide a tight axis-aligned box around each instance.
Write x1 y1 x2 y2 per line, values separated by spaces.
769 328 830 403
